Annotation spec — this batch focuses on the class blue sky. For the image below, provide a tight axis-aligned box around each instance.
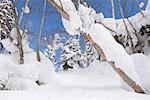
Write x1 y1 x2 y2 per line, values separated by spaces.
15 0 148 50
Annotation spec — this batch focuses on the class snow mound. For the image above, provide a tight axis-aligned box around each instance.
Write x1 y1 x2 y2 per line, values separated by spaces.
0 47 53 90
82 24 141 91
131 53 150 93
24 6 30 14
51 60 120 88
62 11 82 35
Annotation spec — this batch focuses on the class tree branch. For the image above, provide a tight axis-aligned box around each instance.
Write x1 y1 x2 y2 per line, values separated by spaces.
36 0 47 62
11 0 24 64
48 0 70 20
48 0 145 94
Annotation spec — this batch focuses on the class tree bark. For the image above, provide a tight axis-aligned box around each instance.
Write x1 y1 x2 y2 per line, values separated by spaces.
48 0 145 94
135 0 145 17
11 0 24 64
36 0 47 62
110 0 117 34
18 0 29 24
48 0 69 20
81 31 145 94
118 0 134 54
110 0 115 19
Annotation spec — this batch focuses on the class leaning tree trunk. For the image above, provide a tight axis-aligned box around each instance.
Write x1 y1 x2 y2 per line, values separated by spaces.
36 0 47 62
81 31 145 94
11 0 24 64
118 0 134 54
18 0 29 24
48 0 145 94
135 0 145 17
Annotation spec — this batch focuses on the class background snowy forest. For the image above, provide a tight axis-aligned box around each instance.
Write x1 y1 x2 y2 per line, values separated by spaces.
0 0 150 100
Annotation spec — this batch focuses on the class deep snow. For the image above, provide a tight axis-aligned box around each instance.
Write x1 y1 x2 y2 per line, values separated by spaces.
0 0 150 100
0 57 150 100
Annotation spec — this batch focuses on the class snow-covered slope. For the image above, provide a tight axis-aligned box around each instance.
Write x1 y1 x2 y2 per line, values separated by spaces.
0 85 150 100
59 0 149 92
131 53 150 93
0 59 150 100
84 23 140 81
0 0 150 99
0 44 53 90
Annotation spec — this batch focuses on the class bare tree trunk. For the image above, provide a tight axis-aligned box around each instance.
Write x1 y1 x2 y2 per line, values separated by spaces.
11 0 24 64
36 0 47 62
118 0 134 54
48 0 69 20
48 0 145 94
81 31 145 94
135 0 145 17
22 0 35 39
110 0 115 19
18 0 29 24
110 0 117 34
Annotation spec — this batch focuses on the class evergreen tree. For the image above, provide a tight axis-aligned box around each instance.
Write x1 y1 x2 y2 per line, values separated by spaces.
0 0 15 40
0 0 15 53
44 33 98 71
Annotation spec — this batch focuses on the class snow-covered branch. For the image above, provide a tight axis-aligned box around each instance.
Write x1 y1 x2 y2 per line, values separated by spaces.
48 0 145 94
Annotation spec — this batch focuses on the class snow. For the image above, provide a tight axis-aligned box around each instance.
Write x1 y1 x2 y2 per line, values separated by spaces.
55 0 76 13
131 53 150 93
104 10 150 36
83 24 140 88
62 11 82 35
52 61 119 87
102 10 150 54
24 6 30 14
103 18 116 35
103 10 150 33
0 86 150 100
139 2 144 8
60 0 143 91
0 59 150 100
0 43 53 90
4 84 150 98
78 4 95 29
146 0 150 10
0 0 150 99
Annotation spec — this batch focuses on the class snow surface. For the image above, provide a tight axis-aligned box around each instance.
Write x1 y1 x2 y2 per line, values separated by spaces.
83 24 141 87
131 53 150 93
0 0 150 99
24 5 30 14
62 11 82 35
0 86 150 100
0 44 53 90
139 2 144 8
0 59 150 100
60 0 145 92
104 10 150 37
103 10 150 54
